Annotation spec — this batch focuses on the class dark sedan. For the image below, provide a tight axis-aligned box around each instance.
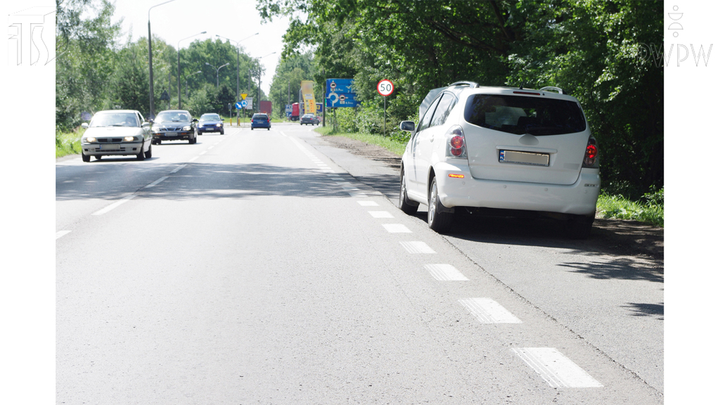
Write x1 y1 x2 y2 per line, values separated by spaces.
151 110 198 144
300 113 320 125
197 113 224 135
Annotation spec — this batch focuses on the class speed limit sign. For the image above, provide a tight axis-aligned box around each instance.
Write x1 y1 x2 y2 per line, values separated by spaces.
377 79 394 96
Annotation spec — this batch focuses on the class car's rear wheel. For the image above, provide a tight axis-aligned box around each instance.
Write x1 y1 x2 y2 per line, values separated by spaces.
428 176 453 233
399 168 418 214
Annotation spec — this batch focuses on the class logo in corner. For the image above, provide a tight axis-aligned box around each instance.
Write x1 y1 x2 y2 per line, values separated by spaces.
8 6 57 67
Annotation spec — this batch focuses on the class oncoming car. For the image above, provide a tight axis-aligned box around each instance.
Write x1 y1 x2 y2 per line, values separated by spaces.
300 113 320 125
151 110 198 144
198 113 224 135
80 110 153 162
250 113 271 130
398 82 600 238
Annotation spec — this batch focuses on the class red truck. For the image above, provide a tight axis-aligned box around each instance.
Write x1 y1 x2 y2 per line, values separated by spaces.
259 100 272 117
290 102 300 121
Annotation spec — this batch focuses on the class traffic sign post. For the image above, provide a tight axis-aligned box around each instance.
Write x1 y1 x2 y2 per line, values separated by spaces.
377 79 394 135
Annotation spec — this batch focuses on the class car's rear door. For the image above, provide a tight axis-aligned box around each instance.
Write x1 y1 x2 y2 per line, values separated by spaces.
461 92 590 186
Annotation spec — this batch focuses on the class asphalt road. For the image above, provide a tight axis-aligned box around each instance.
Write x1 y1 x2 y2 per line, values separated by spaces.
55 123 663 404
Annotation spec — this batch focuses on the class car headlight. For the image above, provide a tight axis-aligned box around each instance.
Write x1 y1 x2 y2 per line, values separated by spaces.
183 125 192 131
216 123 222 127
83 137 96 143
152 126 160 132
124 136 138 142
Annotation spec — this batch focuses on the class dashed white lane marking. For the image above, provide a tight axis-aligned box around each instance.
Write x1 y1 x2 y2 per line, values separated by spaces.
459 298 522 324
56 230 71 240
512 348 603 388
170 164 187 174
383 224 412 233
425 264 469 281
400 241 436 254
92 193 137 216
357 201 379 207
369 211 393 218
144 176 168 188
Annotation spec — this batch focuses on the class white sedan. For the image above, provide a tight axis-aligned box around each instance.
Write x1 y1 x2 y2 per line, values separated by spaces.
80 110 153 162
399 82 600 238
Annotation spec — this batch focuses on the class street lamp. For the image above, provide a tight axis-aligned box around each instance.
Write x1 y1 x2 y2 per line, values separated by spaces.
147 0 175 120
215 33 259 102
206 62 229 88
254 52 276 112
177 31 206 109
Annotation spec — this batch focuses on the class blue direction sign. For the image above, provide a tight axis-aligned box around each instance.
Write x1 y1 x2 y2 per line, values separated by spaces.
326 78 358 108
235 101 247 109
327 78 354 95
326 91 358 108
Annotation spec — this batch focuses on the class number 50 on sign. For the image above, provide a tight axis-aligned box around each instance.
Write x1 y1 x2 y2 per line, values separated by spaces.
377 79 394 96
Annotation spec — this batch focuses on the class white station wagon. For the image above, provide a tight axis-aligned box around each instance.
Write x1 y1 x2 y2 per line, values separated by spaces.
399 82 600 238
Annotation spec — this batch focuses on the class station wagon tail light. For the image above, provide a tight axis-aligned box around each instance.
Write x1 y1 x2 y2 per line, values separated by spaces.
446 126 467 158
583 137 599 167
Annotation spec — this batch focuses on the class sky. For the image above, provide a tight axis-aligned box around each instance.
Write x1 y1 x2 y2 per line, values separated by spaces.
112 0 292 95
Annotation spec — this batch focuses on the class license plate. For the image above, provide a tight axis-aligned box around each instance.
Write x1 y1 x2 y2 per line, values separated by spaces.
499 150 550 166
98 144 120 151
165 132 177 137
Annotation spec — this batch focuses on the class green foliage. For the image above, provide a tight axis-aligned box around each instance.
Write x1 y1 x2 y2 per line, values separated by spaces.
597 187 664 227
258 0 663 197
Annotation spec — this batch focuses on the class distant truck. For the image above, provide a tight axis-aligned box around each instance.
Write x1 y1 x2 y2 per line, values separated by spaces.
290 102 300 121
259 100 272 117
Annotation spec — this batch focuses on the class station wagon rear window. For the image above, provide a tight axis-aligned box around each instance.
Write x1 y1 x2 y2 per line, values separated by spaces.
464 95 586 135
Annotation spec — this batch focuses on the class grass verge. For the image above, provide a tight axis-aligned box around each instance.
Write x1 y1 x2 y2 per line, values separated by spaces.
56 128 84 158
315 126 406 156
596 189 664 227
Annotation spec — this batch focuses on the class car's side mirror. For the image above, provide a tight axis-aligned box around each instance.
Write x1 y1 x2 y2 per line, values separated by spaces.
192 118 198 122
399 121 415 132
142 122 152 128
81 123 89 129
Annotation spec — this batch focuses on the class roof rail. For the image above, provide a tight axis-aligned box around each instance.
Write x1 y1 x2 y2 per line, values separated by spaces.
448 81 479 88
540 86 564 94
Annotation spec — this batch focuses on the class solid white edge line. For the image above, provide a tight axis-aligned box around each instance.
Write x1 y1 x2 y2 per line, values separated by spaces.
56 230 71 240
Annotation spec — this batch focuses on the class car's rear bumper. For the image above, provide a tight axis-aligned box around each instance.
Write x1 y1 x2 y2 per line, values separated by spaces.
434 161 600 216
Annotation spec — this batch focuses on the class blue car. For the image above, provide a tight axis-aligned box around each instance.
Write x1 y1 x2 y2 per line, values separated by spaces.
197 113 224 135
250 113 271 130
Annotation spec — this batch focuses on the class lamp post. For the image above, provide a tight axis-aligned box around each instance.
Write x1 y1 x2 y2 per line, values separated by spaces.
177 31 206 109
252 52 276 113
215 33 259 102
147 0 175 120
206 62 229 89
